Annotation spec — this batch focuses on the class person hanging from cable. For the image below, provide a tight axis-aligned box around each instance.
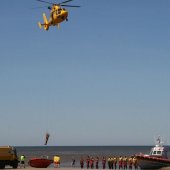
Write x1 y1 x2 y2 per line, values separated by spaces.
44 132 50 145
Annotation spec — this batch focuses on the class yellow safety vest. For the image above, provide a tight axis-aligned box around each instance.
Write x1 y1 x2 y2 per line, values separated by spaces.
20 155 25 161
54 156 60 162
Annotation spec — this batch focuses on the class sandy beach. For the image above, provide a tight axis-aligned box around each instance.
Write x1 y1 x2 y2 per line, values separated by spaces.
4 167 170 170
3 168 88 170
18 168 86 170
3 167 170 170
22 167 170 170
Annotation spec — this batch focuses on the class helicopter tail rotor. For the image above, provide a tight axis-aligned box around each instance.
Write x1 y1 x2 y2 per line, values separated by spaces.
38 22 42 29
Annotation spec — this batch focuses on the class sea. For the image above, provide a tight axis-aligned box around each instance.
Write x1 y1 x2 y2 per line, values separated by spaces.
15 146 170 168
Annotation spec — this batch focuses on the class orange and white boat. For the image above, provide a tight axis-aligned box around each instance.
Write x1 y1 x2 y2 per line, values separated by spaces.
136 137 170 169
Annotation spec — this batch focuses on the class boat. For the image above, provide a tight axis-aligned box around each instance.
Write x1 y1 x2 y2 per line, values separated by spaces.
28 157 53 168
136 137 170 169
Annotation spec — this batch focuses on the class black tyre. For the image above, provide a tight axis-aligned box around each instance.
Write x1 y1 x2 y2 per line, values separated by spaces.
0 163 5 169
12 160 18 169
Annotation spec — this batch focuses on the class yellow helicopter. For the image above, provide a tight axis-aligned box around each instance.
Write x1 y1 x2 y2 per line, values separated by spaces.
37 0 80 30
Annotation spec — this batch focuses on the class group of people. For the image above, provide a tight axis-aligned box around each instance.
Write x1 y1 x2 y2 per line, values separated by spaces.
80 156 100 169
107 156 138 170
18 154 138 169
79 156 138 169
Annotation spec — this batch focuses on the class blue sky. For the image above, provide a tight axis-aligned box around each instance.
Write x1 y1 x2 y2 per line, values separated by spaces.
0 0 170 146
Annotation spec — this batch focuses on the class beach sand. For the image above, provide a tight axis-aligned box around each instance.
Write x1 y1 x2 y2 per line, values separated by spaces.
3 168 90 170
19 168 83 170
5 168 97 170
20 167 170 170
22 167 170 170
3 167 170 170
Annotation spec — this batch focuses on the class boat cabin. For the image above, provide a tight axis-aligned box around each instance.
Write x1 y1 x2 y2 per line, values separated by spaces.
150 145 168 158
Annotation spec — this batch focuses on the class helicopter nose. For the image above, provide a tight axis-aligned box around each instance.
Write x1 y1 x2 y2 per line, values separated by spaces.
63 11 68 20
64 11 68 18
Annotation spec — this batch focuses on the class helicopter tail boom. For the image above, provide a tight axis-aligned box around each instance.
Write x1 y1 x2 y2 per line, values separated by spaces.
38 13 49 30
43 13 49 30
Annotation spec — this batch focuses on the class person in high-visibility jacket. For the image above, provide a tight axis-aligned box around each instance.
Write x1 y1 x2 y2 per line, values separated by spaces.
20 155 26 168
118 156 123 169
54 155 60 168
128 157 133 170
132 157 138 170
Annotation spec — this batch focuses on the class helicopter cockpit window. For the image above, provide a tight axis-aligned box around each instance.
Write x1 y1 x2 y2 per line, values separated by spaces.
58 10 61 14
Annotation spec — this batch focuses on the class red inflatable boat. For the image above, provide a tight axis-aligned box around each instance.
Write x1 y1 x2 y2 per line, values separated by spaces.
28 158 53 168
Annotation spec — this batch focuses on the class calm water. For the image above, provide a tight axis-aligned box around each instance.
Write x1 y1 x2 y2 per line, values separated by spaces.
16 146 170 168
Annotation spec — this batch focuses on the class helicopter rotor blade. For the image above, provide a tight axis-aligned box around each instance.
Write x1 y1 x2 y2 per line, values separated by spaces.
36 0 53 5
31 5 48 9
61 4 80 7
59 0 74 5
